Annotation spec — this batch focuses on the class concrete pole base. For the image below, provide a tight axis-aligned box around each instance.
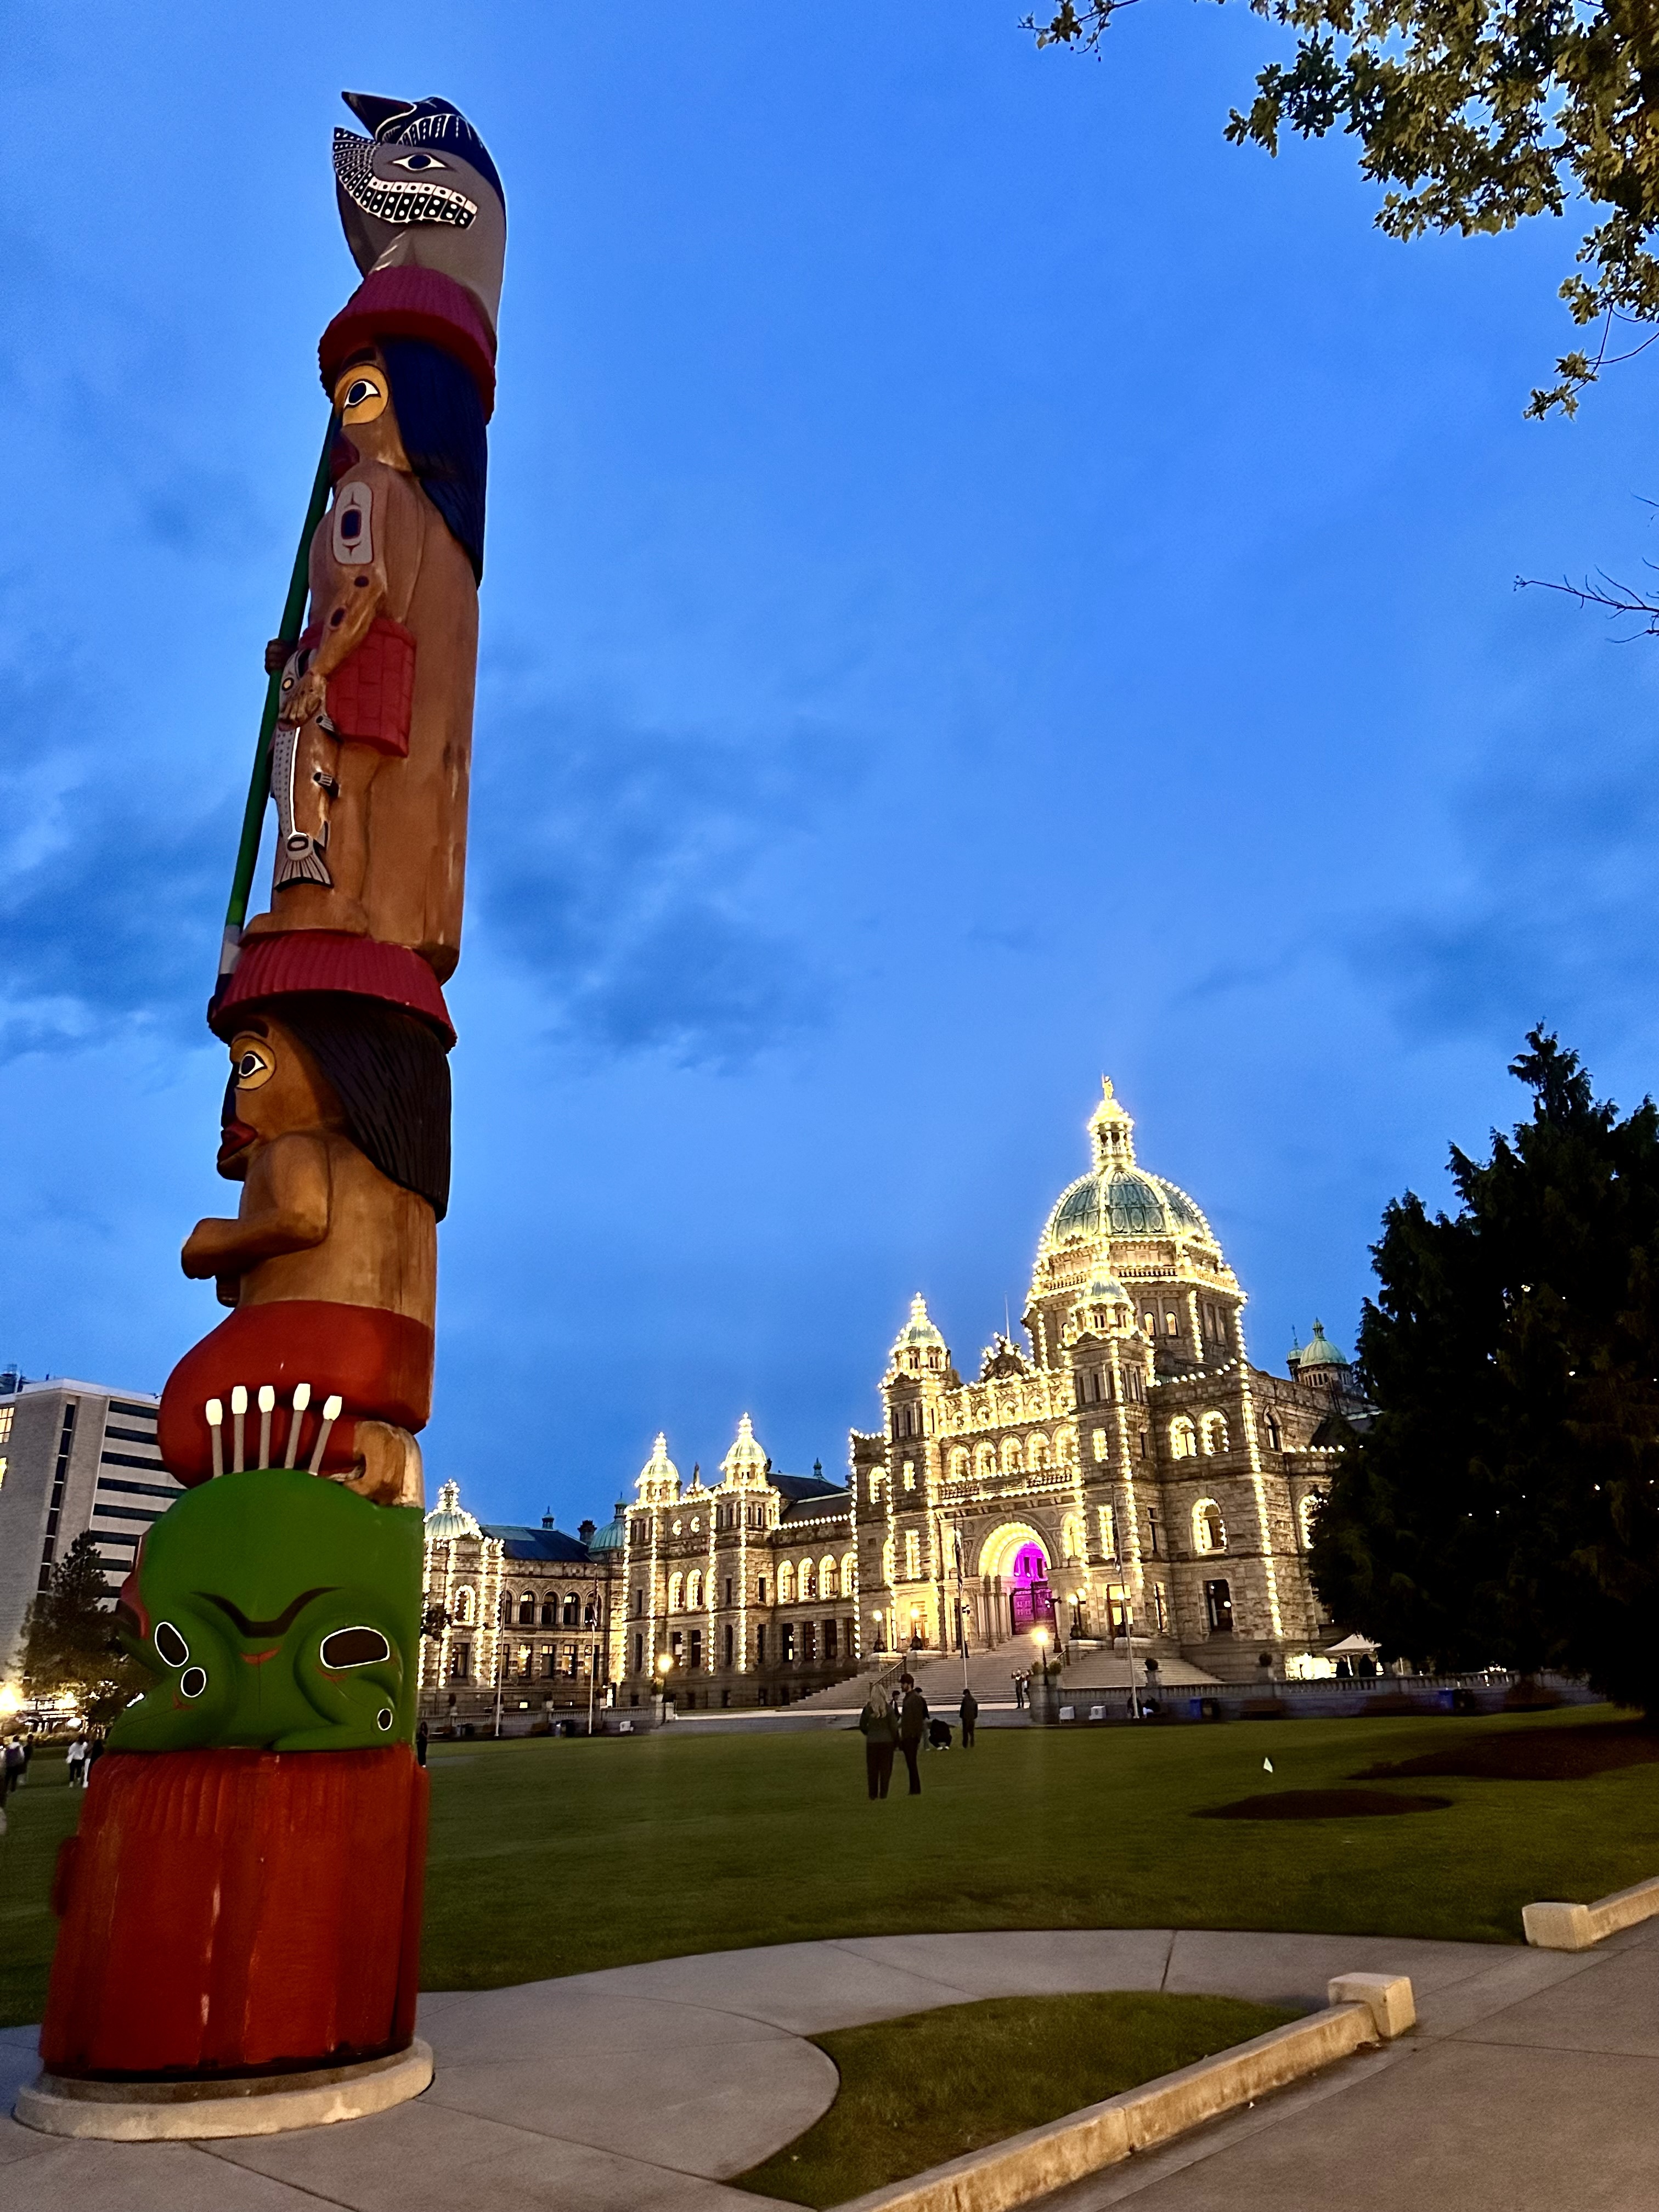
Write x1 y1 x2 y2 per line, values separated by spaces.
13 2036 432 2141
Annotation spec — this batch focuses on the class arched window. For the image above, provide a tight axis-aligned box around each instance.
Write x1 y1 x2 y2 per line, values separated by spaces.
1200 1413 1229 1456
685 1571 699 1610
561 1593 578 1625
842 1551 857 1595
950 1447 969 1481
975 1443 996 1479
1055 1428 1076 1467
778 1561 795 1604
799 1559 816 1601
1061 1513 1085 1562
1001 1436 1023 1474
1265 1410 1283 1452
1299 1492 1325 1548
540 1597 556 1626
821 1555 839 1598
518 1591 536 1626
454 1586 476 1626
868 1469 884 1503
668 1573 684 1611
1028 1434 1050 1471
1170 1417 1198 1460
1193 1500 1226 1554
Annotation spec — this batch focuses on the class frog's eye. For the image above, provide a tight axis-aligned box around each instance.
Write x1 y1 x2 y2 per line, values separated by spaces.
392 152 448 172
333 365 388 424
155 1620 189 1667
230 1039 275 1091
179 1667 207 1699
320 1626 392 1669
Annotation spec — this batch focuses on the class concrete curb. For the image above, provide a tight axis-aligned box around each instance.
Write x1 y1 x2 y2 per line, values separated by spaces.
13 2038 433 2141
833 1978 1413 2212
1523 1874 1659 1952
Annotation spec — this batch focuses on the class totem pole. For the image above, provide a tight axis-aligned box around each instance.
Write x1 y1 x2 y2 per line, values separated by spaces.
28 93 503 2128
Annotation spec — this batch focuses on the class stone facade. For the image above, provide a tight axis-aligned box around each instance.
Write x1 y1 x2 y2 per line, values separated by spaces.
417 1079 1364 1721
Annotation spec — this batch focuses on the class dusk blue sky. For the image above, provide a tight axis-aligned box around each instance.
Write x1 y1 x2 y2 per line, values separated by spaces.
7 5 1659 1527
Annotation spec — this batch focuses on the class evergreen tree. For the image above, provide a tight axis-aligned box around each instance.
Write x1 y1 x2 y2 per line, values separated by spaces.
1310 1030 1659 1712
20 1532 145 1728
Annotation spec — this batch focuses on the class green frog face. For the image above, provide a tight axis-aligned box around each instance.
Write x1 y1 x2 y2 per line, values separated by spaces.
110 1467 422 1752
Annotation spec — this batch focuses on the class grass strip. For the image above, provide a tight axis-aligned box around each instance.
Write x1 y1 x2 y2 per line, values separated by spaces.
733 1990 1299 2208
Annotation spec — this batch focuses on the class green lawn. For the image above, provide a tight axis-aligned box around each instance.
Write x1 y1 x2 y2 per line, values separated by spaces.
733 1991 1300 2208
4 1707 1658 2030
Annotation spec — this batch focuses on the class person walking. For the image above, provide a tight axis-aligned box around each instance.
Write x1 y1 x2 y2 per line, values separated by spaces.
897 1674 929 1796
2 1739 21 1800
960 1687 978 1749
1013 1672 1026 1712
859 1682 898 1800
415 1719 430 1769
65 1735 88 1790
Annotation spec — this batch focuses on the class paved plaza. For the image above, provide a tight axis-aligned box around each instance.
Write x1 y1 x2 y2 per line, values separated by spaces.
4 1918 1657 2210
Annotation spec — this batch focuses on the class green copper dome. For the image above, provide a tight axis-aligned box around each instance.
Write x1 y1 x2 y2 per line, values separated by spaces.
1045 1169 1210 1245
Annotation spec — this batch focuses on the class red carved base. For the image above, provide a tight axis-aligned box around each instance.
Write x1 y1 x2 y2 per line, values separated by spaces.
41 1747 428 2079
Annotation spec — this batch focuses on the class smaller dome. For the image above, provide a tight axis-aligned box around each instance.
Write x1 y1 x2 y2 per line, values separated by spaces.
721 1412 769 1482
1082 1266 1130 1305
425 1479 480 1544
894 1293 945 1350
636 1431 681 1499
588 1501 629 1555
1299 1320 1348 1369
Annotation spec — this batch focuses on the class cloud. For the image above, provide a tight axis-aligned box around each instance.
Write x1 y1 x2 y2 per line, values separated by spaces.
472 690 856 1069
1356 716 1659 1048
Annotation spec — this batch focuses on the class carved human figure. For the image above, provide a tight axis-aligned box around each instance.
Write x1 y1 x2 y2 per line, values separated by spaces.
157 999 449 1504
246 344 481 981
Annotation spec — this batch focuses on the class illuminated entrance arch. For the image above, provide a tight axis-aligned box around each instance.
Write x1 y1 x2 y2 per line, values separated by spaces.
977 1522 1056 1634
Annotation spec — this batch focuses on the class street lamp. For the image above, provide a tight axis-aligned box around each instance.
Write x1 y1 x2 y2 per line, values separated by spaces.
1032 1624 1051 1685
909 1604 921 1651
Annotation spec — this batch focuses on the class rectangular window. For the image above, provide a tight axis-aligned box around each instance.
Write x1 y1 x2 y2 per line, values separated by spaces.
670 1629 684 1662
1152 1581 1170 1634
1092 1428 1108 1463
757 1575 768 1603
1146 1509 1160 1556
757 1626 767 1664
1204 1579 1234 1634
803 1622 816 1662
634 1632 644 1671
902 1461 916 1491
690 1628 703 1671
725 1623 734 1666
566 1644 579 1678
782 1622 796 1662
904 1530 920 1579
825 1619 838 1658
1097 1506 1116 1558
451 1644 471 1681
725 1578 733 1606
541 1645 556 1678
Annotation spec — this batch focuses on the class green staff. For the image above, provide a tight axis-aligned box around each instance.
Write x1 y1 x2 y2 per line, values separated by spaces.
216 417 336 985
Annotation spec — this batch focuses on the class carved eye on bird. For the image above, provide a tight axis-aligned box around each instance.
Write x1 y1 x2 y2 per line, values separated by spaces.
392 152 449 172
229 1037 276 1092
334 365 389 424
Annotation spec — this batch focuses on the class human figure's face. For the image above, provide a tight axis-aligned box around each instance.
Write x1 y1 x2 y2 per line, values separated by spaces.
332 353 411 471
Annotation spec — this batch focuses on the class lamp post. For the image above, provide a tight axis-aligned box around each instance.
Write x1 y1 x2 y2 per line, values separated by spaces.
1124 1602 1142 1721
909 1603 921 1652
1032 1624 1051 1686
872 1607 884 1661
654 1651 675 1726
585 1579 603 1737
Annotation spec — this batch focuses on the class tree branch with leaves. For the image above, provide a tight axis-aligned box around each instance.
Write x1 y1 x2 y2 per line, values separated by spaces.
1029 0 1659 413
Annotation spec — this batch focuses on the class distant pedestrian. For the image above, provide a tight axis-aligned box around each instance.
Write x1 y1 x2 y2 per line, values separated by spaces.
2 1740 21 1799
960 1689 978 1749
897 1674 929 1796
85 1738 105 1788
859 1683 899 1800
1013 1673 1026 1712
65 1736 88 1790
415 1720 430 1769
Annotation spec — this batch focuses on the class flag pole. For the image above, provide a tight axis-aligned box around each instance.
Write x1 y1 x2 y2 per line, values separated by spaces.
216 416 336 989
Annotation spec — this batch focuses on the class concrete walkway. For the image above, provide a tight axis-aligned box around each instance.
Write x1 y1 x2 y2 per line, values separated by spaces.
1 1923 1653 2210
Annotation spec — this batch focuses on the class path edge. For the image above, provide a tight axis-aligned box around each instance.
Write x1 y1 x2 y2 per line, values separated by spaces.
831 1993 1400 2212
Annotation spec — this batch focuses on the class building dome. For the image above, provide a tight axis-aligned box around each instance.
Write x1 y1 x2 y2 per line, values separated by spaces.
1082 1265 1131 1305
1296 1320 1348 1370
720 1413 769 1484
588 1502 629 1555
425 1479 480 1543
1040 1079 1216 1253
893 1293 945 1352
636 1432 681 1502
